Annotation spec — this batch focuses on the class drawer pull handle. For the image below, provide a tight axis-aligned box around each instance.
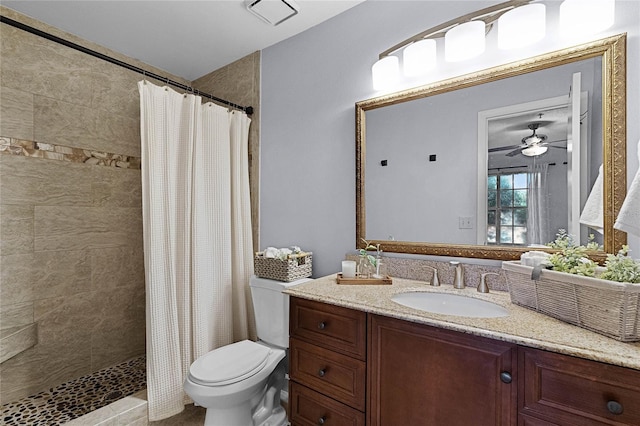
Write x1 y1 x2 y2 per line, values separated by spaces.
500 371 512 384
607 400 623 415
318 368 326 377
318 321 326 330
318 416 326 425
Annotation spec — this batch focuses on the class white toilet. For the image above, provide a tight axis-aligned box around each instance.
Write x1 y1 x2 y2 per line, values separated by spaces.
184 275 311 426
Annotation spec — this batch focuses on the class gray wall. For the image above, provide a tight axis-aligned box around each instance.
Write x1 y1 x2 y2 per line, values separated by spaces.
261 0 640 277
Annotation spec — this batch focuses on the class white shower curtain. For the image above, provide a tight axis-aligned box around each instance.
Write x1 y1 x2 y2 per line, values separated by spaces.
138 81 255 421
527 163 550 245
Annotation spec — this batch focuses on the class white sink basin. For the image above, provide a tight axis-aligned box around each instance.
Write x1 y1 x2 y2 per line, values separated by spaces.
391 292 509 318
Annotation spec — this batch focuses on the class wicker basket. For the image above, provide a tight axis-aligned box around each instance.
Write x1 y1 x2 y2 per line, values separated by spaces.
502 261 640 341
254 252 312 282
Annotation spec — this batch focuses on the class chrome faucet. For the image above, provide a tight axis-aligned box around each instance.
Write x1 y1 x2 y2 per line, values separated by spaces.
450 261 465 289
425 266 439 286
478 272 499 293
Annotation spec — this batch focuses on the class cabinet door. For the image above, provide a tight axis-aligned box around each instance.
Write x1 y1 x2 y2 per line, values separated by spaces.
519 347 640 425
368 314 517 426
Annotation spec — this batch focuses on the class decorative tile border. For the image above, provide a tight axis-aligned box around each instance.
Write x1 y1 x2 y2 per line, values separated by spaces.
0 137 141 170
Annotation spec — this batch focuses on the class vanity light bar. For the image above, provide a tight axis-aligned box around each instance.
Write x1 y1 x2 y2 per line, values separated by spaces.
372 0 616 90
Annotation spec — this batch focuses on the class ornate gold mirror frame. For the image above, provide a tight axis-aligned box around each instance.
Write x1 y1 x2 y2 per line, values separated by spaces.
356 34 627 261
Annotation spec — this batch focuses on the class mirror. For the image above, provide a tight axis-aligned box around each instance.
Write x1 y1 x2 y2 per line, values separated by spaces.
356 34 627 261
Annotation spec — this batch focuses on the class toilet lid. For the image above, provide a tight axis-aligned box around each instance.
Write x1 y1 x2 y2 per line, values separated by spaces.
189 340 271 386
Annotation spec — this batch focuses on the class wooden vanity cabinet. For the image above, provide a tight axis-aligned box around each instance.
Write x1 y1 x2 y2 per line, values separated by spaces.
289 297 367 426
289 297 640 426
368 314 517 426
519 346 640 426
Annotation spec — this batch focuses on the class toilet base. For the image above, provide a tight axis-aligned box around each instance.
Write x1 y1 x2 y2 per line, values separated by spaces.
197 358 289 426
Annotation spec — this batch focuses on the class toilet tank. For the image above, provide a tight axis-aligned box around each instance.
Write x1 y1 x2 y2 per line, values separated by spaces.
250 276 312 348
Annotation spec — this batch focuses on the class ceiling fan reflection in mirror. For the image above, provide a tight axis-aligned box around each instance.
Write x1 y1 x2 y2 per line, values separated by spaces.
489 122 567 157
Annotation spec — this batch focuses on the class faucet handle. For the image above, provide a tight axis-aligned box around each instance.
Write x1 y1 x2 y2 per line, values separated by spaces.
425 266 439 286
479 272 500 293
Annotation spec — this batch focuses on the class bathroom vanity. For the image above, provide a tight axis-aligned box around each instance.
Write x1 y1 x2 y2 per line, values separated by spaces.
286 275 640 426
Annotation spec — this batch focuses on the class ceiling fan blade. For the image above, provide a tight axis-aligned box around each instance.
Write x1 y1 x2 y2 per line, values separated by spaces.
505 147 523 157
544 139 567 145
488 144 523 152
548 145 567 150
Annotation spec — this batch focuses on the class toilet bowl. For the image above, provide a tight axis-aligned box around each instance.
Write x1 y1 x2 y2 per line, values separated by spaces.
184 340 287 426
183 276 311 426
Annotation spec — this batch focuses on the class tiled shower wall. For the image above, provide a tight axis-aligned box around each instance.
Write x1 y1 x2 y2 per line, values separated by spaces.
0 6 261 404
0 7 183 403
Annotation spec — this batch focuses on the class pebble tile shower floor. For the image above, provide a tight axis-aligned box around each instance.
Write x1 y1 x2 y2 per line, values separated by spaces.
1 355 146 425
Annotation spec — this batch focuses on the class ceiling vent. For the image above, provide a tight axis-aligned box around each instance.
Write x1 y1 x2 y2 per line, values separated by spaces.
245 0 299 26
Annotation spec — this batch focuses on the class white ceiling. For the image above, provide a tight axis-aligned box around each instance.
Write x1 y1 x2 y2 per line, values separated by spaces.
2 0 365 81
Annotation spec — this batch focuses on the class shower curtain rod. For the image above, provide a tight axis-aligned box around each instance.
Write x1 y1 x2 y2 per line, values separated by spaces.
0 15 254 115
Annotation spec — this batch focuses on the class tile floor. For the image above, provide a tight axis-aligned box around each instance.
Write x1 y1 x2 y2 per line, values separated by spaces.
1 355 146 425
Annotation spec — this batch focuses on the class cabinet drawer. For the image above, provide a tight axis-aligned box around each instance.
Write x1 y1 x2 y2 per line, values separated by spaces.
520 347 640 425
290 338 366 411
290 382 365 426
290 297 366 360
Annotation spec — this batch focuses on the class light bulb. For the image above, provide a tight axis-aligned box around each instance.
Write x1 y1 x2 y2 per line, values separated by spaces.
445 21 485 62
560 0 615 37
498 4 546 50
403 39 437 76
372 56 400 91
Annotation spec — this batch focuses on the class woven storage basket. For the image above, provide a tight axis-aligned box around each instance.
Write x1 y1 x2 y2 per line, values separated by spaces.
254 252 312 282
502 261 640 341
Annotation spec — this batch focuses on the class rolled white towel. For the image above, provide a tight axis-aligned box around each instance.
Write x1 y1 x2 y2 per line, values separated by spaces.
580 164 604 234
264 247 279 258
614 139 640 237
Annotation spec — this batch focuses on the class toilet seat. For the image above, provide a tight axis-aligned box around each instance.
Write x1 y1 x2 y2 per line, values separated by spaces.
189 340 272 386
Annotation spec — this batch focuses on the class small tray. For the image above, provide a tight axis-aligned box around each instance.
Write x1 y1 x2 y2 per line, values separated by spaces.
336 273 392 285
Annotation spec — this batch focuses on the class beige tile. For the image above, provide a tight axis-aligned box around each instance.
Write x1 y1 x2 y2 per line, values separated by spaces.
92 166 142 208
32 250 92 300
34 95 140 157
0 155 93 206
63 405 116 426
91 322 145 371
91 63 142 119
0 322 37 363
90 285 145 370
33 96 100 148
0 254 35 307
0 301 34 329
0 204 34 256
94 108 140 158
91 245 144 289
63 391 148 426
34 206 142 251
1 25 94 106
0 345 51 403
149 404 206 425
108 398 148 426
0 86 34 140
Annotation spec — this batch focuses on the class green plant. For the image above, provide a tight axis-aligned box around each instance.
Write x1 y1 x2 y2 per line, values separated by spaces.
547 230 598 277
359 238 379 267
600 246 640 283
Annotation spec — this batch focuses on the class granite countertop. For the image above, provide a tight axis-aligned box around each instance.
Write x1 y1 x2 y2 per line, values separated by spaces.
284 274 640 371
